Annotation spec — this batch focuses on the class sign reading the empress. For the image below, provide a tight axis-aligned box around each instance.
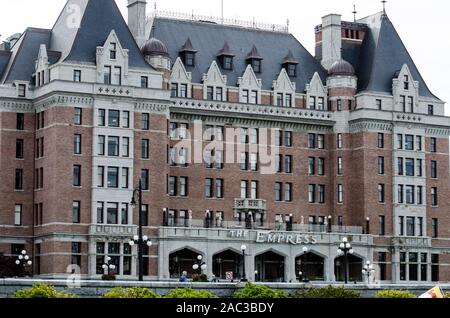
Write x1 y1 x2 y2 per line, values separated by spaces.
228 230 318 245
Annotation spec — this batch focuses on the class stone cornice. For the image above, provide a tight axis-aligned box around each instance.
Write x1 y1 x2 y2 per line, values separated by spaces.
349 121 393 133
0 99 34 113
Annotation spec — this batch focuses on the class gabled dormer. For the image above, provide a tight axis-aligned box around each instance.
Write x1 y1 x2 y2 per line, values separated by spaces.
202 60 227 101
96 30 129 86
282 50 299 78
34 44 50 87
170 57 192 98
238 64 262 104
392 64 419 113
246 45 263 74
272 68 296 107
305 72 327 111
217 41 235 71
179 38 197 68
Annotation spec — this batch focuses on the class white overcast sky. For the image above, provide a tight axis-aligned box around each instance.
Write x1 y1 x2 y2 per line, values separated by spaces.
0 0 449 113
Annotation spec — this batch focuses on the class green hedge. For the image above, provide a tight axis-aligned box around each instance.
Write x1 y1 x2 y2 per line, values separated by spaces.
293 286 360 299
164 288 218 298
375 290 417 298
13 283 76 298
234 283 287 299
103 287 160 298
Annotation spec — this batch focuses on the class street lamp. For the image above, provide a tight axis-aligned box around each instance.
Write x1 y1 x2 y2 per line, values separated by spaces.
298 271 303 282
15 250 32 267
327 215 332 233
102 256 116 276
362 260 375 284
129 234 153 280
192 255 207 274
240 245 248 282
365 217 370 234
337 237 354 284
301 247 309 283
130 179 148 281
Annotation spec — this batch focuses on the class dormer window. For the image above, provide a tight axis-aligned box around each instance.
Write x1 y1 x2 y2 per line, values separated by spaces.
180 38 197 67
246 45 263 74
217 41 235 70
404 75 409 90
110 43 117 60
282 50 299 77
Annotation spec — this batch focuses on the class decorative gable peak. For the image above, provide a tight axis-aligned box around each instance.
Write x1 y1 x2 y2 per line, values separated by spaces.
238 64 262 88
273 68 296 91
203 60 227 85
35 44 49 71
171 57 192 82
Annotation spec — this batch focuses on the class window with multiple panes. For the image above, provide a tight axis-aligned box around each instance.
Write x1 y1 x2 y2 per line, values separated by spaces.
378 157 385 175
377 133 384 148
141 170 149 191
72 201 81 224
74 108 82 125
73 165 81 186
378 184 385 203
431 187 438 206
431 160 437 178
141 139 149 159
16 139 24 159
14 204 22 226
74 134 82 155
430 137 437 153
73 70 81 82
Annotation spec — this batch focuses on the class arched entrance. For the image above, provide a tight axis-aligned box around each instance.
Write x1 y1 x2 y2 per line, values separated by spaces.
295 253 325 281
334 254 363 282
169 248 201 279
255 251 285 282
213 250 242 281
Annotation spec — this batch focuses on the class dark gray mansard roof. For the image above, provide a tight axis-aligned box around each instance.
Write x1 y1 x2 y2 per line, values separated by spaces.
354 12 439 100
152 17 328 91
64 0 151 69
0 51 12 79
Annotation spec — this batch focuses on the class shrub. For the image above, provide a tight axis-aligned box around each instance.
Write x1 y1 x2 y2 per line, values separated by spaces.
234 283 287 299
164 288 218 298
13 283 76 298
294 286 360 299
103 287 160 298
375 290 417 298
192 274 208 282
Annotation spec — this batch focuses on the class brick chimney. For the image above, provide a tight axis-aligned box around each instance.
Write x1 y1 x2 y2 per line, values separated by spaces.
127 0 147 48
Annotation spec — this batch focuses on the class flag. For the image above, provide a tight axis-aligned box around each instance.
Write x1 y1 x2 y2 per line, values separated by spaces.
419 286 444 299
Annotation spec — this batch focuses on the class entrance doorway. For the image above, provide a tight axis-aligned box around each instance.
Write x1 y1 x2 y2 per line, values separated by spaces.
295 253 325 281
334 254 363 282
255 251 285 282
169 248 200 279
213 250 242 281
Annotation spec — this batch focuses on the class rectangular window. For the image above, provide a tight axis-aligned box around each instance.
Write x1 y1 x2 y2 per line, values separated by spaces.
240 181 247 199
430 137 437 153
285 183 292 202
216 87 223 101
121 204 129 225
308 96 316 110
121 168 129 189
399 216 404 236
216 150 223 169
378 157 385 175
205 150 213 169
398 185 404 204
308 184 315 203
274 129 282 147
416 136 422 151
377 133 384 149
431 187 438 206
16 139 24 159
417 186 423 205
74 134 82 155
72 201 81 224
431 160 437 179
250 90 258 104
242 90 249 103
275 154 282 173
74 108 82 125
73 70 81 82
307 133 315 149
408 96 414 113
405 158 414 176
432 218 438 238
308 157 315 176
122 111 130 128
275 182 283 202
318 157 325 176
337 157 343 176
337 134 343 149
405 185 415 204
107 167 119 188
16 113 25 130
141 205 149 226
276 93 283 107
15 169 23 190
416 159 423 177
171 83 178 97
397 158 404 176
179 123 188 139
376 99 382 110
428 105 434 116
336 99 342 111
180 84 187 98
207 86 214 100
141 76 148 88
400 95 406 112
73 165 81 187
141 139 149 159
106 202 119 225
112 66 121 85
250 153 258 172
317 134 325 149
240 152 248 171
418 217 424 237
285 131 293 147
397 134 403 150
216 179 224 199
379 216 385 236
338 184 343 203
285 155 292 174
108 136 119 156
121 137 129 157
98 136 105 155
405 135 414 150
318 185 325 204
409 253 418 281
110 43 117 59
103 66 111 84
179 177 188 197
14 204 22 226
317 97 325 111
250 181 257 199
18 84 26 97
108 110 120 127
168 176 177 196
285 94 292 108
98 109 106 126
378 184 385 203
141 113 150 130
97 166 104 187
141 170 149 191
406 217 415 236
205 178 213 198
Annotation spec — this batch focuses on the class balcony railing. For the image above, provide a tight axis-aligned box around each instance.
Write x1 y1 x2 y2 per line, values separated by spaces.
234 198 267 211
392 236 432 247
89 224 137 236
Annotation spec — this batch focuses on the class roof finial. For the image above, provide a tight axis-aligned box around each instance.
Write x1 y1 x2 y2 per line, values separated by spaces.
382 0 387 15
353 5 357 22
221 0 224 24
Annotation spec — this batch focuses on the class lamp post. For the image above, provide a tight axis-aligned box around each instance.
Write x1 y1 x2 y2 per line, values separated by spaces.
15 250 32 267
298 271 303 282
362 260 375 284
192 255 207 275
301 246 309 283
327 215 332 233
102 256 116 276
240 245 248 282
365 217 370 234
130 179 149 282
337 237 354 284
